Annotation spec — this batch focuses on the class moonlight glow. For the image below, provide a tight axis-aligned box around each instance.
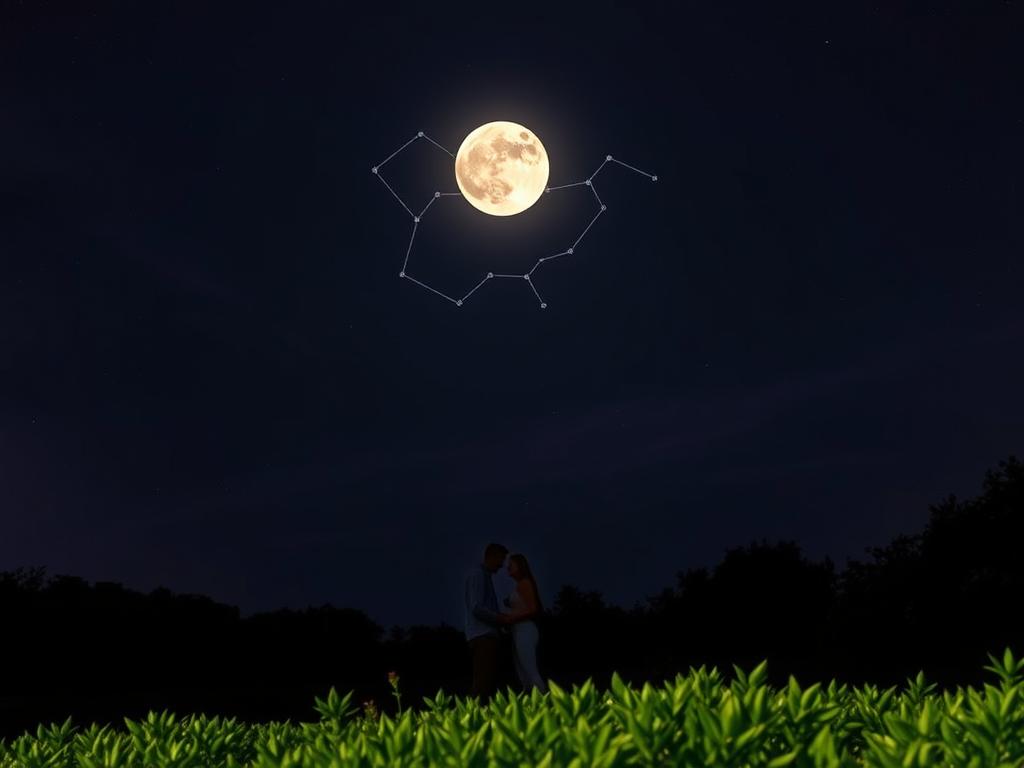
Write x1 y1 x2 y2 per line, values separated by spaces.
455 121 549 216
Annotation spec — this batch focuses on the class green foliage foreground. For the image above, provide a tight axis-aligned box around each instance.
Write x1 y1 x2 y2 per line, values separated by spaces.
4 651 1024 768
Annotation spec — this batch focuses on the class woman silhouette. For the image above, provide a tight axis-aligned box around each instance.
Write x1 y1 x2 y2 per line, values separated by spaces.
498 553 548 692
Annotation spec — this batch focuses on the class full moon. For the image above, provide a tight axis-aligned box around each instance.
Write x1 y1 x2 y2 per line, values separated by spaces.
455 121 549 216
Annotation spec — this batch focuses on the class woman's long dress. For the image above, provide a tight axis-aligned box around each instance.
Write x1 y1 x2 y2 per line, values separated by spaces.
507 586 548 692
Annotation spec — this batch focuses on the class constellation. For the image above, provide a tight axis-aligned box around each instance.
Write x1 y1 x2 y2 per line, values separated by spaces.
371 130 657 309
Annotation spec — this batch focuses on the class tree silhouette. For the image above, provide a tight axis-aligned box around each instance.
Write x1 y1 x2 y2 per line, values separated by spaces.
836 456 1024 685
0 456 1020 738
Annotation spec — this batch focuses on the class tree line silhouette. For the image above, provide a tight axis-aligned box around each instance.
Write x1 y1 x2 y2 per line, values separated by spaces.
1 456 1020 739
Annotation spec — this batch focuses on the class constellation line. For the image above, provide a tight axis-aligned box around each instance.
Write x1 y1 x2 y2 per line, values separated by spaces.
418 194 439 219
371 131 657 309
571 209 604 250
375 174 414 218
610 157 656 179
402 273 458 304
527 278 546 308
421 134 455 157
402 222 418 272
547 182 587 192
461 274 491 303
542 250 571 263
374 135 418 170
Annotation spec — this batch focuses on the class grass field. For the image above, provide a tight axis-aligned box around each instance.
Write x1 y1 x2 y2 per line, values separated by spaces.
3 650 1022 767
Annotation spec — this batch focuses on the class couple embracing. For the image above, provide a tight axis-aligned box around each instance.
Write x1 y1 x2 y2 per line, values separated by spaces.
464 542 548 700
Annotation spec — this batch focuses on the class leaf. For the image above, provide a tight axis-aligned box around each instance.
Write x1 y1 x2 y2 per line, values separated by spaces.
917 701 933 735
748 660 769 689
735 723 766 751
767 748 801 767
800 683 822 711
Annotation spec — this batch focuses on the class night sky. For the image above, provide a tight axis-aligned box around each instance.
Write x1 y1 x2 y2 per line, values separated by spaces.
2 2 1021 629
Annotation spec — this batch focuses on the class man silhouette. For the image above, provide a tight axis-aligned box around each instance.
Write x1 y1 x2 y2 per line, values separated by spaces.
464 542 508 701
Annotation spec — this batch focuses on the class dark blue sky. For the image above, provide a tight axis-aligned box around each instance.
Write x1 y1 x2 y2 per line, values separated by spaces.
2 2 1021 628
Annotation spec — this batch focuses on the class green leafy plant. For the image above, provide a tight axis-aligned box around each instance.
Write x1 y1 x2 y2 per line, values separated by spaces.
3 650 1023 767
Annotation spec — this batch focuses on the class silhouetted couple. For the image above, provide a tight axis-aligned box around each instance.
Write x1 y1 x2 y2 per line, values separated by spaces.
464 542 548 700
